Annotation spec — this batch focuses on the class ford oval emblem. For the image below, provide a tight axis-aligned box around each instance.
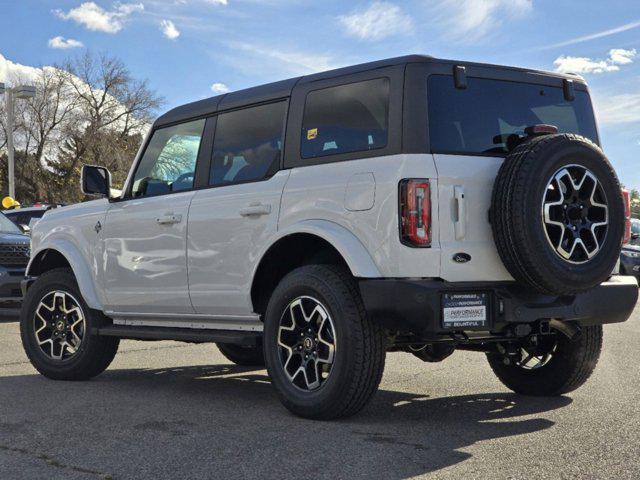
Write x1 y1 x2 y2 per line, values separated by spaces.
453 253 472 264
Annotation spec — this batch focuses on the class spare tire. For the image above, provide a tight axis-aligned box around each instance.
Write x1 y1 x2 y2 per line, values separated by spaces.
491 133 624 295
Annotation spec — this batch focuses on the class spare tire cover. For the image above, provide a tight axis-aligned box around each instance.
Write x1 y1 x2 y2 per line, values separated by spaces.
491 133 624 295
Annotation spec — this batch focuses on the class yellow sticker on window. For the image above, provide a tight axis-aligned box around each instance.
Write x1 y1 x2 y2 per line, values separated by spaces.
307 128 318 140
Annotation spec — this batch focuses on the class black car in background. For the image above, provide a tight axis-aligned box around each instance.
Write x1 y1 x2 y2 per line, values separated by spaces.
0 212 30 313
620 219 640 281
3 205 61 234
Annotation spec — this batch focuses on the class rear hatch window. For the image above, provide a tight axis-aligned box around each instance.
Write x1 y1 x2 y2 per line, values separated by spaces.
428 75 599 156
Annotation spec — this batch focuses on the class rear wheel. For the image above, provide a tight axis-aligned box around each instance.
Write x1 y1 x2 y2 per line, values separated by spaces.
20 268 119 381
487 325 603 396
263 265 386 420
217 342 264 366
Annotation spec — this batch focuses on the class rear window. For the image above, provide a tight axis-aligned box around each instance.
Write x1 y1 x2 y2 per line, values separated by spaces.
428 75 599 156
301 78 389 159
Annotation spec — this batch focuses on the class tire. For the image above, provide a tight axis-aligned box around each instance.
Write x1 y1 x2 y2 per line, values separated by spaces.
263 264 386 420
20 268 119 381
487 325 603 396
217 342 265 366
491 134 625 295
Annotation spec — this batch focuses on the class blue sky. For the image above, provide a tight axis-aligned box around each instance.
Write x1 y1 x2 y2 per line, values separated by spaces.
1 0 639 189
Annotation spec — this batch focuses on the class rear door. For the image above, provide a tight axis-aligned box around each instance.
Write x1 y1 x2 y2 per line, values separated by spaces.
426 72 600 282
187 101 289 318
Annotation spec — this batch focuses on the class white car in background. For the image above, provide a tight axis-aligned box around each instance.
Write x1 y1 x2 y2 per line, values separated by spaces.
19 55 638 419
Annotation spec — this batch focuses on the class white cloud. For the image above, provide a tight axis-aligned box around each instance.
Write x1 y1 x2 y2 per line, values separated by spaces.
204 0 228 4
554 57 617 74
554 48 636 74
160 20 180 40
433 0 532 42
48 36 84 49
55 2 144 34
540 20 640 50
609 48 636 65
0 53 42 85
594 92 640 125
211 82 230 94
229 42 338 76
339 2 413 41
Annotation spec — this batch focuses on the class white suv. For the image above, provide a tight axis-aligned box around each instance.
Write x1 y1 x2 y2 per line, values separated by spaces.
20 56 638 419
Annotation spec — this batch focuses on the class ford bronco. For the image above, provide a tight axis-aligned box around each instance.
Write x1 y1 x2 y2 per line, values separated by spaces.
20 56 638 419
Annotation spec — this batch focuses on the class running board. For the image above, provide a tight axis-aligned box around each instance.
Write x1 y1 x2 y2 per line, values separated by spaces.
95 325 262 345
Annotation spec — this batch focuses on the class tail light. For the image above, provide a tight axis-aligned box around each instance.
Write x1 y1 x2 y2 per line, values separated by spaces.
623 188 631 245
399 179 431 247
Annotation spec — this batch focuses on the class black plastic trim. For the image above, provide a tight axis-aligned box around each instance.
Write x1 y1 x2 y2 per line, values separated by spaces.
563 79 575 101
96 325 262 345
358 276 638 335
453 65 467 89
194 116 216 189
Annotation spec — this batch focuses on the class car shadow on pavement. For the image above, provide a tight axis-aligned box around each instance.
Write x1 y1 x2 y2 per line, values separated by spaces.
0 363 572 479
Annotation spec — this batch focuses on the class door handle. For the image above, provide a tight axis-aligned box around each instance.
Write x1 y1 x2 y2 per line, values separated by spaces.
156 213 182 225
239 203 272 217
454 185 466 240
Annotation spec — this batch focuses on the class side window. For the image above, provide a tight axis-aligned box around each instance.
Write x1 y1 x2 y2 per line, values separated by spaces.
301 78 389 159
210 101 286 186
131 119 205 198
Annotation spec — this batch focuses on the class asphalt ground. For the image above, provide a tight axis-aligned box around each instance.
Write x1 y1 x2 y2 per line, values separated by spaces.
1 304 639 480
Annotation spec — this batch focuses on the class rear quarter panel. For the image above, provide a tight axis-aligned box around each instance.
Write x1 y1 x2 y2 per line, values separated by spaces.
279 154 441 278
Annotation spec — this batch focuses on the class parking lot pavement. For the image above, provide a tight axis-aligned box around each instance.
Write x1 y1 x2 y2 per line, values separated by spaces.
1 307 639 480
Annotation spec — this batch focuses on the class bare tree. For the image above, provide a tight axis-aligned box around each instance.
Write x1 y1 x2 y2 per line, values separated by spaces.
55 53 161 194
0 52 161 204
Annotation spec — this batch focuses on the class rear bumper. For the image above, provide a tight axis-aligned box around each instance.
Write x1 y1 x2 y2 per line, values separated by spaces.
359 275 638 336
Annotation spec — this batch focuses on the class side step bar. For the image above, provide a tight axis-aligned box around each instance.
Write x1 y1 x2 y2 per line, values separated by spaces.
95 325 262 345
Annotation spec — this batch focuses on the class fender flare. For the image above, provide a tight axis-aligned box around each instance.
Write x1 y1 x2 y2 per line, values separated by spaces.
27 240 103 310
254 220 382 279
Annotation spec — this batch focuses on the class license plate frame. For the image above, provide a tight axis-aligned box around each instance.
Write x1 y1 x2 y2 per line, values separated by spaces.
441 292 490 330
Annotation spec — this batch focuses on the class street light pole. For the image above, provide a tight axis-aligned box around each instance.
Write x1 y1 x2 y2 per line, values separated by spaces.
5 89 15 199
0 84 36 200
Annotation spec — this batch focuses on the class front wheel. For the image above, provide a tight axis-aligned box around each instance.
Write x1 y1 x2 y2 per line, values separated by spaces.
20 268 119 381
263 265 386 420
486 325 603 396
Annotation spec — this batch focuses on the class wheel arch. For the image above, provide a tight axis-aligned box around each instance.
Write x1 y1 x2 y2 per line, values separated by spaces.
27 243 103 310
250 220 381 316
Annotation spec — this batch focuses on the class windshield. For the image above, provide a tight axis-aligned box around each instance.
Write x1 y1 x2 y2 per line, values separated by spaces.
428 75 599 155
0 212 23 234
632 220 640 235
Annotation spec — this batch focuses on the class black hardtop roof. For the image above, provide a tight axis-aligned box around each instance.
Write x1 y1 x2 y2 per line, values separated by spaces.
155 54 584 128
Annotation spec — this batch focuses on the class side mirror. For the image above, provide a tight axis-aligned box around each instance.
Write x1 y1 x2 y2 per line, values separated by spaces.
81 165 112 197
19 224 30 235
632 233 639 240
